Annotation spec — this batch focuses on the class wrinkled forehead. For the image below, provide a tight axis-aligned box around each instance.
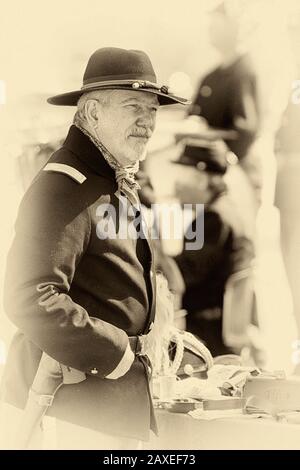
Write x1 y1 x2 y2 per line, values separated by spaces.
109 89 160 106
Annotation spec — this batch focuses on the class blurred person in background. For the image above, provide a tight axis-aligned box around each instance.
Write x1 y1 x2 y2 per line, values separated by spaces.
276 83 300 374
171 0 297 369
170 149 254 356
176 2 260 201
238 0 298 371
238 0 295 207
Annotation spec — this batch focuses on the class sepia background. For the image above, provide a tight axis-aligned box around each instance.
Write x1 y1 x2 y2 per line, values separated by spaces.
1 0 300 389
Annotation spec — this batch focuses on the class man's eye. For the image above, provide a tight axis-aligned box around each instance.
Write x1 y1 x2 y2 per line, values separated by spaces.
126 104 138 110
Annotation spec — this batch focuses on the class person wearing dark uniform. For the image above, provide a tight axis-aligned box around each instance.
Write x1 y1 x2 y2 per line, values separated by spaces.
173 150 254 356
181 3 260 181
187 54 258 159
0 47 188 448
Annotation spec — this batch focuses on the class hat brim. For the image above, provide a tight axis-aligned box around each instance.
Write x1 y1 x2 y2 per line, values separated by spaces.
172 158 196 166
171 156 226 174
47 85 189 106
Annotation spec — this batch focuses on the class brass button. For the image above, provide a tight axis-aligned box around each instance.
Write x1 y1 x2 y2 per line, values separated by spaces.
197 161 206 171
200 85 212 97
91 368 98 375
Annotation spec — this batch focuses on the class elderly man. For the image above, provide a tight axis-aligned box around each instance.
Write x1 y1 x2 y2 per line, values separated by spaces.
1 47 188 448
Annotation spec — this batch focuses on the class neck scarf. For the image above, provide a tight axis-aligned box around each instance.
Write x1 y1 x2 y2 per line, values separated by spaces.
74 120 141 207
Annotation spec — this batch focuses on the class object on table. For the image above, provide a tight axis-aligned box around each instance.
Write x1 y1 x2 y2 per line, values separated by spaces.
208 364 258 388
174 376 222 401
213 354 243 366
189 408 252 421
166 397 244 415
244 375 300 414
167 399 203 414
152 374 178 401
203 397 245 411
244 395 278 417
173 365 258 401
183 363 207 377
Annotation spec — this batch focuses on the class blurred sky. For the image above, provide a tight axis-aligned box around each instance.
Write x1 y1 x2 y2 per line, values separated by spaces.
0 0 219 99
0 0 298 100
0 0 299 118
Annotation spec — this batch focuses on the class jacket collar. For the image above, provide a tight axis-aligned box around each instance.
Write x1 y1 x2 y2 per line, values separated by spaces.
63 125 116 181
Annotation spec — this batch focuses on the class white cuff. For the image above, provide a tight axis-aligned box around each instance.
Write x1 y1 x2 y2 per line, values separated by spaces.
105 342 134 380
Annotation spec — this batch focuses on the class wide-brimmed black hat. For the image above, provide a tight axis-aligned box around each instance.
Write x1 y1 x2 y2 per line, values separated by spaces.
48 47 189 106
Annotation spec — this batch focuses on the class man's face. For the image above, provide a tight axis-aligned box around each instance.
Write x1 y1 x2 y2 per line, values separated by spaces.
95 90 159 166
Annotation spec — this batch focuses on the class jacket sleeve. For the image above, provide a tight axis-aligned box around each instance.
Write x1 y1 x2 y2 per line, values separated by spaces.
4 173 133 379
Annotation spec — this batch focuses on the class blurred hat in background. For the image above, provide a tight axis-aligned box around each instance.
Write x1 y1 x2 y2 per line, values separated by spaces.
173 145 238 174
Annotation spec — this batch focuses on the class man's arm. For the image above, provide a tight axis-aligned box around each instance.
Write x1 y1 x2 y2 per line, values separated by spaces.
228 72 260 159
4 172 134 379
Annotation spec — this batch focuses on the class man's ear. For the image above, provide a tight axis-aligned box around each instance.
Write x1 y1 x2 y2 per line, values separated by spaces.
84 99 99 128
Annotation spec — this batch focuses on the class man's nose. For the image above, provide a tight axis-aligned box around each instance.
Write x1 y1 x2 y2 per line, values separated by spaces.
136 111 155 130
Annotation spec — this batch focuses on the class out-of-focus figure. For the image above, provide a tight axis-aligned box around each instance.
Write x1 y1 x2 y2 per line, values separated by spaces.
178 2 260 200
275 9 300 372
171 148 254 356
237 0 298 371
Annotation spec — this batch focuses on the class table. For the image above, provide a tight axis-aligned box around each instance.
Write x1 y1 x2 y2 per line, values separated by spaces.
146 410 300 450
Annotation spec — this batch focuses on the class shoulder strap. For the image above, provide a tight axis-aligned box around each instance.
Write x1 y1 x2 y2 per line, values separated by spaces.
43 163 86 184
